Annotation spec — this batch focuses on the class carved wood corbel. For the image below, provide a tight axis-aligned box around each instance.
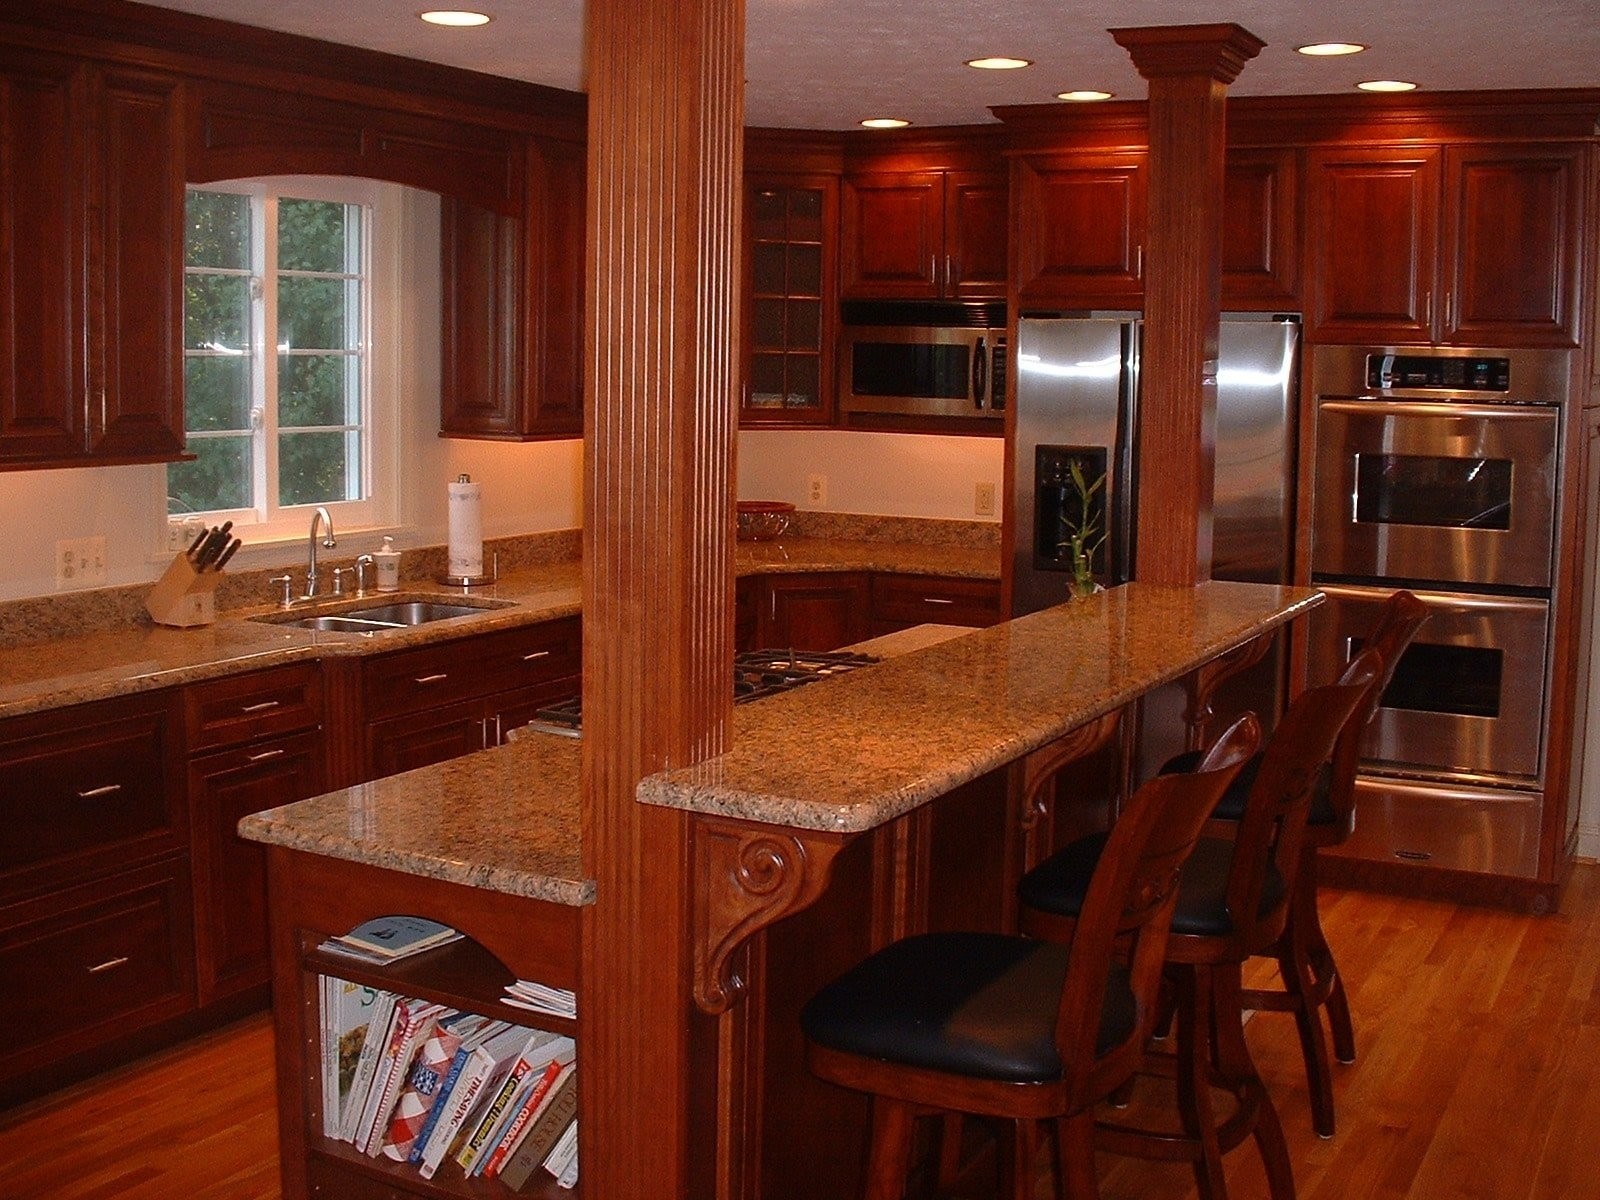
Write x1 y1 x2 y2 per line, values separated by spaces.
1016 712 1121 869
692 815 851 1014
1182 632 1273 751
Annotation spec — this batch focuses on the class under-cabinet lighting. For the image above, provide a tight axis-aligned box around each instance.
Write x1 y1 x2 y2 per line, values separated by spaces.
1056 90 1113 102
860 117 911 129
419 10 491 27
965 57 1033 71
1295 42 1366 56
1357 79 1418 92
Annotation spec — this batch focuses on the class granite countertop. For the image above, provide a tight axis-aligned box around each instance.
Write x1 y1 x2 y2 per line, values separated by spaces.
240 582 1321 904
0 537 998 721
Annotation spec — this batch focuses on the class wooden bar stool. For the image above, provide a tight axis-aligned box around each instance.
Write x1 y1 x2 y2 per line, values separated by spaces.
1018 652 1381 1200
800 715 1261 1200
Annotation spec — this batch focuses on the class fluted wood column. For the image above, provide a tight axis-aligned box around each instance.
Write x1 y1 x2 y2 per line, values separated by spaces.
1111 24 1263 585
580 0 743 1196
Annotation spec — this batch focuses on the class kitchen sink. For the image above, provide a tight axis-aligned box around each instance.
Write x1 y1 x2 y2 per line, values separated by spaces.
255 599 508 632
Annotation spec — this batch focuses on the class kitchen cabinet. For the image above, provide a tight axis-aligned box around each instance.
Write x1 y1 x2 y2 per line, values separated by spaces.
1307 142 1585 347
868 572 1001 636
184 663 324 1007
742 174 837 427
740 571 1002 652
840 168 1007 300
758 572 872 652
1012 149 1147 309
0 51 185 470
362 617 582 778
1222 147 1302 310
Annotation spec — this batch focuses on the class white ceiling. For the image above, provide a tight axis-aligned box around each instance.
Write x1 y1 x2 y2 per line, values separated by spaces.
146 0 1599 130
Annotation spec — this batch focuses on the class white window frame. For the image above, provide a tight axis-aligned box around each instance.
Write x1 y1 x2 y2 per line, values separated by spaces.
170 175 401 544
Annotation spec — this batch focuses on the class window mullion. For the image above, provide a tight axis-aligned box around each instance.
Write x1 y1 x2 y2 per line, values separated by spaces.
260 195 280 517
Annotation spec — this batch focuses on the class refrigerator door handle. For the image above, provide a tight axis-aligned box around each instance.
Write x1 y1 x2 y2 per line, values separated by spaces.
972 336 988 410
1113 321 1141 584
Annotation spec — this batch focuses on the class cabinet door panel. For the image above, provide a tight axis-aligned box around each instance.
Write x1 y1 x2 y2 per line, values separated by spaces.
945 171 1008 299
1013 153 1146 307
0 50 85 464
1442 144 1583 347
532 137 586 435
1223 147 1300 309
439 197 524 437
189 731 322 1004
758 573 871 651
841 171 943 299
88 67 185 460
1307 146 1440 343
367 699 488 779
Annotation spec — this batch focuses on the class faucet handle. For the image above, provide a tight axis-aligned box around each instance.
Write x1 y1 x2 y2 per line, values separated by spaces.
332 567 349 597
354 554 375 596
268 574 294 610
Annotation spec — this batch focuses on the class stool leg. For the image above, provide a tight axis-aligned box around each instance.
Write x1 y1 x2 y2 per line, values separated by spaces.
1056 1111 1102 1200
1278 881 1338 1139
863 1098 916 1200
1175 965 1229 1200
1212 963 1297 1200
935 1112 964 1194
1302 855 1356 1065
998 1118 1040 1200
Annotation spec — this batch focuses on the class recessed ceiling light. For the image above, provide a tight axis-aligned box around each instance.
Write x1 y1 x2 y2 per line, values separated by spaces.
419 10 491 27
965 57 1033 71
1357 79 1419 92
1056 90 1114 102
1295 42 1367 56
860 117 911 129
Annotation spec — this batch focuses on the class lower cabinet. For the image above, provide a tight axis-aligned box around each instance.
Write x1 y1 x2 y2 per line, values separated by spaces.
759 572 872 651
737 570 1002 652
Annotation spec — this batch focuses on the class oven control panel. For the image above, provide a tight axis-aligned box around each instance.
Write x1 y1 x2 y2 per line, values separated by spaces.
1367 353 1511 393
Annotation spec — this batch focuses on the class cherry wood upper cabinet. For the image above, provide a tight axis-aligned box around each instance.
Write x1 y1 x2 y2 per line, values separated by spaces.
1012 150 1147 309
1308 142 1583 347
841 169 1007 301
1441 143 1585 348
1222 147 1301 310
0 54 185 469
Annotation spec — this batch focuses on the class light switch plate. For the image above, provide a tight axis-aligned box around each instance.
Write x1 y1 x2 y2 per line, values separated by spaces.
974 481 996 517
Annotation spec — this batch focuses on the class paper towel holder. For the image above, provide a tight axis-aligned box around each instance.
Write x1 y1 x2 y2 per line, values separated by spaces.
438 549 499 590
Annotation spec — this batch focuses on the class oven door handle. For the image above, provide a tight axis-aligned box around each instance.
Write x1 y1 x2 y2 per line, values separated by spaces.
1316 398 1559 422
1312 581 1551 616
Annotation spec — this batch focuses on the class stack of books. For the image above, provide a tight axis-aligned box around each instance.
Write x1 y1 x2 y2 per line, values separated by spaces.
318 915 464 966
503 978 577 1020
318 966 579 1189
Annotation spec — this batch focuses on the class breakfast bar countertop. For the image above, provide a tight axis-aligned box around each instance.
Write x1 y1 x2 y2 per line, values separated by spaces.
240 581 1320 904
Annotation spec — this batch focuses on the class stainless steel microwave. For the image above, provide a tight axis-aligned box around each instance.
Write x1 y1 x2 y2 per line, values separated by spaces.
838 304 1007 423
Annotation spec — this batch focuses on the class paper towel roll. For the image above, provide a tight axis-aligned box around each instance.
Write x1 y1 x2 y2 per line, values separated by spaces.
447 475 484 578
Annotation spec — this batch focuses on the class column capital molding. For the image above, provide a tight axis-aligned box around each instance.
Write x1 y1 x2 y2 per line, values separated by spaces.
1109 23 1266 84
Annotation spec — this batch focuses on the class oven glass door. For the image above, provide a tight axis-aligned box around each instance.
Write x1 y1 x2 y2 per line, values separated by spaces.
1308 584 1548 783
1312 399 1558 588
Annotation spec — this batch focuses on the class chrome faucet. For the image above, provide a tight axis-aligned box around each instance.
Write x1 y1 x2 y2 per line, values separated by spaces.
304 506 336 598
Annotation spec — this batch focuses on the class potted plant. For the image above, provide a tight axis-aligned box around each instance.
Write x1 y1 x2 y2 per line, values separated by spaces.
1059 460 1106 598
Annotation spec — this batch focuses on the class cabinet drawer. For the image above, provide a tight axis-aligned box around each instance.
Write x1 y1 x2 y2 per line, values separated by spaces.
184 663 322 752
1 858 194 1074
0 692 182 892
477 616 582 694
870 573 1000 628
363 639 487 720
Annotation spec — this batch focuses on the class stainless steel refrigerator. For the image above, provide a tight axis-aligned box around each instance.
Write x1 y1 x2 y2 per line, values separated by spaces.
1010 312 1300 762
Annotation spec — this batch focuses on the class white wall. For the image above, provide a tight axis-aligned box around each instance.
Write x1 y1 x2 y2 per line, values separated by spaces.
738 429 1003 521
0 186 583 604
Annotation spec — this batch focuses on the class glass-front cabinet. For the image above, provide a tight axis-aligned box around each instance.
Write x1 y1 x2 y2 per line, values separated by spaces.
741 175 837 427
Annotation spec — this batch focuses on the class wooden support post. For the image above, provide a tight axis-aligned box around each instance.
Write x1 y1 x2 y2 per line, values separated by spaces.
580 0 744 1197
1111 24 1264 586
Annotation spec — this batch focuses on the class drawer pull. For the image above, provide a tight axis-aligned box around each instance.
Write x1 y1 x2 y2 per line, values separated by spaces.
76 783 124 799
415 673 449 684
240 700 281 713
247 748 286 763
923 597 956 605
522 650 552 662
88 956 130 974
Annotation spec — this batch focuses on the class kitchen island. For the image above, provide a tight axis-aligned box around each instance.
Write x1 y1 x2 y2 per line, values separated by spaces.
241 580 1320 1200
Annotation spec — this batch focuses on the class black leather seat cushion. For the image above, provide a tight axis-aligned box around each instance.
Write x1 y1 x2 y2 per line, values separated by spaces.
1160 749 1336 827
800 932 1135 1084
1019 834 1286 938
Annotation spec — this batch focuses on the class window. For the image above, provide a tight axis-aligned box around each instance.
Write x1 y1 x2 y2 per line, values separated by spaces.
170 177 398 537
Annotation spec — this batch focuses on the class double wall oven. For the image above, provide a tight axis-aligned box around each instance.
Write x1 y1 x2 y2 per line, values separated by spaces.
1309 345 1571 878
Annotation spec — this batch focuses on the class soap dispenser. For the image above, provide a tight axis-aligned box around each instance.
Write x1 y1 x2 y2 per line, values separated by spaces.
374 535 401 592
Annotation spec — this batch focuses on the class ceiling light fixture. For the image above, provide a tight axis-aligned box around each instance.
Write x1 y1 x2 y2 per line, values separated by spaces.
1357 79 1419 92
419 10 491 26
1295 42 1366 56
860 117 911 129
1056 90 1113 102
965 57 1033 71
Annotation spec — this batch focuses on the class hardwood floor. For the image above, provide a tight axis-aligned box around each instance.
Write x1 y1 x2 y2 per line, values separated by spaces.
3 865 1598 1199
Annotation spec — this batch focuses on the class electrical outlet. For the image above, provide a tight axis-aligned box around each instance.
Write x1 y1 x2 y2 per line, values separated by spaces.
974 481 996 517
807 474 828 507
55 536 108 590
166 518 205 555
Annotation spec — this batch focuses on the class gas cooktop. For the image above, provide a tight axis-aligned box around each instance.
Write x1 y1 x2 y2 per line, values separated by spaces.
523 649 880 738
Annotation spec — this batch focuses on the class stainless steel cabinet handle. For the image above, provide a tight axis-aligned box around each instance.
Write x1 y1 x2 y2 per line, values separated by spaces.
241 700 281 713
923 597 956 605
522 650 551 662
76 784 123 799
246 749 286 763
494 714 504 745
414 673 449 684
88 956 130 974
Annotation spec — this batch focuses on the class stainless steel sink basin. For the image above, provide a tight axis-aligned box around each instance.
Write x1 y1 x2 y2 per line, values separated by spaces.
256 599 503 632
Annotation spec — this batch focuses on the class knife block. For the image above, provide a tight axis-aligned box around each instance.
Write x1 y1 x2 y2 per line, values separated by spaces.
145 553 222 628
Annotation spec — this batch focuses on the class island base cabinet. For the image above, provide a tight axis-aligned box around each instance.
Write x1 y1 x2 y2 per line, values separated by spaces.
265 847 582 1200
